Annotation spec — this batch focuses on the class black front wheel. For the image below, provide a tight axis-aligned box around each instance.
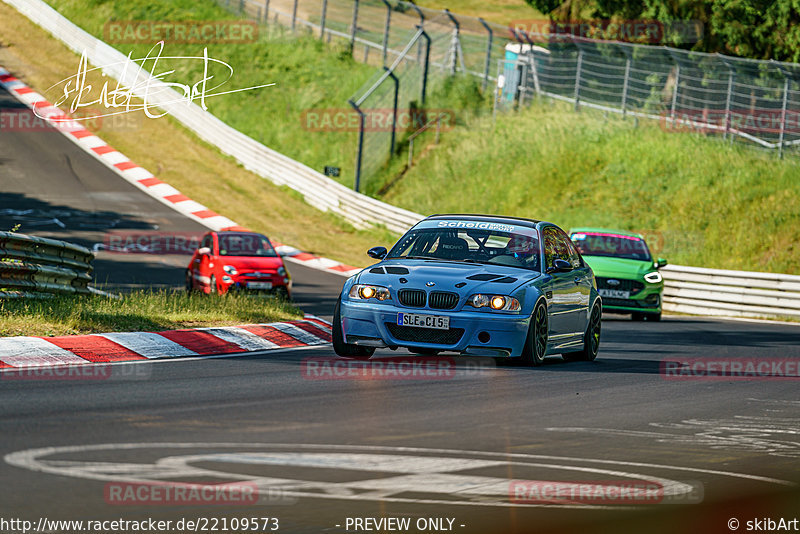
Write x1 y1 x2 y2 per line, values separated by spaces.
331 299 375 359
519 303 548 367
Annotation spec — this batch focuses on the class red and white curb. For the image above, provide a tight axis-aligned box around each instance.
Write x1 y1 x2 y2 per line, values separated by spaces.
0 316 331 371
0 66 361 278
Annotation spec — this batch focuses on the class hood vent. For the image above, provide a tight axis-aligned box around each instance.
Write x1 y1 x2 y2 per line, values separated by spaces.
467 273 501 281
385 266 410 275
369 267 385 274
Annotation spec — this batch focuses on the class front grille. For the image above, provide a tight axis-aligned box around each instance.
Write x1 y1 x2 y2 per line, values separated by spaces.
398 289 426 307
428 291 459 310
385 323 464 345
596 277 644 295
601 297 658 308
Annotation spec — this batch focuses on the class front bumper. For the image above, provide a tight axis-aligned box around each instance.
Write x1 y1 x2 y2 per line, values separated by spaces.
221 275 292 297
340 299 531 357
601 289 661 314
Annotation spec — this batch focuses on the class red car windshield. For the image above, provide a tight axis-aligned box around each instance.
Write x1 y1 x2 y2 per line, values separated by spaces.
217 233 277 257
570 232 651 261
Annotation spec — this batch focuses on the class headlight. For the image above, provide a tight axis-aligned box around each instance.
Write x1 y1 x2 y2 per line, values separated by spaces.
644 271 662 284
348 284 391 301
277 266 286 276
467 294 521 311
223 265 238 275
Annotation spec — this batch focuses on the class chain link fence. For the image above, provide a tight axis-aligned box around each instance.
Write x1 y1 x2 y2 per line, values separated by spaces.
221 0 800 190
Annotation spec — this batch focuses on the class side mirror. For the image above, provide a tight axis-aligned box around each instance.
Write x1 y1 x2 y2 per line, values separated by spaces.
655 257 668 269
367 246 387 260
547 258 573 274
198 247 211 256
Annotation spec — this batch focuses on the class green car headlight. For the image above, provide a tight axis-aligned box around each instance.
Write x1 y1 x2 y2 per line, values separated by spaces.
644 271 662 284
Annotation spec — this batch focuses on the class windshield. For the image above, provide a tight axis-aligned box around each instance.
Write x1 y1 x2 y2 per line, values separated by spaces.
217 233 277 257
387 226 541 271
570 232 652 261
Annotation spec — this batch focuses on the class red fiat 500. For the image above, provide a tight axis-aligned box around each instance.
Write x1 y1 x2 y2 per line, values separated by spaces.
186 231 291 298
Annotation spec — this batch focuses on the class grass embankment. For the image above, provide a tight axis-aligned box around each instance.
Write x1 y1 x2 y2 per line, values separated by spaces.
0 291 302 337
380 99 800 273
413 0 543 25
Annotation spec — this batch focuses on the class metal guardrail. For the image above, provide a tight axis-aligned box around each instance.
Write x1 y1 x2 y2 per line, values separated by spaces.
662 265 800 319
0 232 94 296
8 0 800 321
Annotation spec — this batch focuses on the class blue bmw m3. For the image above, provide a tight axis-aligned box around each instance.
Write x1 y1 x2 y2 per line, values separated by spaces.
332 214 602 366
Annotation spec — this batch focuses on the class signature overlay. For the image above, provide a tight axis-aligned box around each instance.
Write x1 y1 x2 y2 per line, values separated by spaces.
41 41 274 121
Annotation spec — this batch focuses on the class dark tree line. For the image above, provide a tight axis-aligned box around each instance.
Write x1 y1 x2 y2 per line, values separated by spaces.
524 0 800 62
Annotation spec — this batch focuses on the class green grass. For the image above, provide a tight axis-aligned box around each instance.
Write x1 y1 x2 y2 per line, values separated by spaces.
0 291 303 337
380 99 800 274
412 0 543 25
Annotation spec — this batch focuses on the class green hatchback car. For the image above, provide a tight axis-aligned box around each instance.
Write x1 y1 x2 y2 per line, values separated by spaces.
569 228 667 321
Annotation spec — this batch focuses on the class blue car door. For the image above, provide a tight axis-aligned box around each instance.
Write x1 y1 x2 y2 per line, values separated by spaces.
543 227 580 341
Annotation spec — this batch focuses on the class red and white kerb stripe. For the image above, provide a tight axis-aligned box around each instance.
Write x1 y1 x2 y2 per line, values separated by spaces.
0 316 332 369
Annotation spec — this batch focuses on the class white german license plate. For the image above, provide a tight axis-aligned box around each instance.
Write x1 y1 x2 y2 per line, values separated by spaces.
247 281 273 289
599 289 630 299
397 313 450 330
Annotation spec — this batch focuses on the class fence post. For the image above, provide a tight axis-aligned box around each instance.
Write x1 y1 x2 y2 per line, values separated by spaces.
350 0 360 54
621 53 631 118
291 0 298 32
381 0 392 66
777 68 789 159
263 0 270 23
385 67 399 155
444 9 460 75
348 99 365 192
574 47 584 112
410 4 425 64
720 56 734 141
478 18 493 91
670 64 681 127
320 0 328 40
419 27 431 104
519 30 540 97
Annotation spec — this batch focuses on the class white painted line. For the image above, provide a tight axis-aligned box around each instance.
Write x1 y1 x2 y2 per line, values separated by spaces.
98 332 197 359
0 337 89 367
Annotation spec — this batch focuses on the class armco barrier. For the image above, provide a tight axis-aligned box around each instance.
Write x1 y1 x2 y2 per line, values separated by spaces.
3 0 423 235
661 265 800 320
0 231 94 296
7 0 800 321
